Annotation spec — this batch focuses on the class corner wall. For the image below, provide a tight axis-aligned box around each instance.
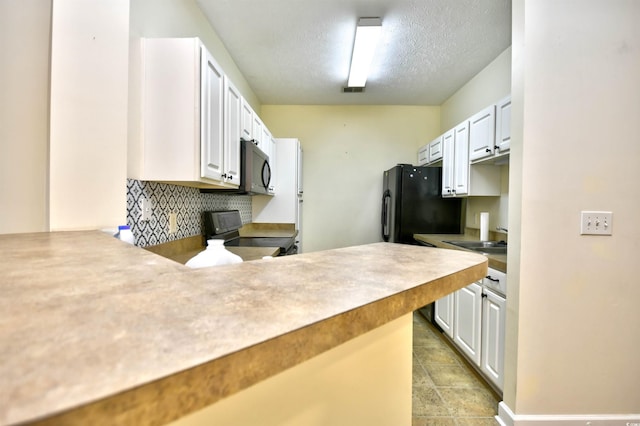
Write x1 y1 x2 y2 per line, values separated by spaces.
507 0 640 417
0 0 51 233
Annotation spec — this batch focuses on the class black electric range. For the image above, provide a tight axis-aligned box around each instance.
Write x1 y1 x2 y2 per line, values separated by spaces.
203 210 297 256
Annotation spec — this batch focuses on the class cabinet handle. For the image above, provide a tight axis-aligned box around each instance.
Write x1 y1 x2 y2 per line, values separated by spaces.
221 173 227 179
494 145 499 150
486 148 492 153
482 293 487 298
485 275 500 282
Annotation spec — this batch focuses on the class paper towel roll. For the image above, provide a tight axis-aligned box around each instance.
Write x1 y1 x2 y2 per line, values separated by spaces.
480 212 489 241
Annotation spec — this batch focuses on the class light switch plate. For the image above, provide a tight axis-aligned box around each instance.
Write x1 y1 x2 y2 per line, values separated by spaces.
580 211 613 235
139 198 152 221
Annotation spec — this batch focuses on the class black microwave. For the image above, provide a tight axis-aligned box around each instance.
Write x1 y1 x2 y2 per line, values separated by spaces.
201 139 271 195
241 139 271 195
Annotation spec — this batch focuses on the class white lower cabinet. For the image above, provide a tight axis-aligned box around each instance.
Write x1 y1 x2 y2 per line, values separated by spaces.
453 281 483 365
434 292 454 338
435 270 506 393
481 288 506 391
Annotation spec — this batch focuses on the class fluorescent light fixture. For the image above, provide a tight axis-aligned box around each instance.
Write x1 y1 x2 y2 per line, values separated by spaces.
347 17 382 88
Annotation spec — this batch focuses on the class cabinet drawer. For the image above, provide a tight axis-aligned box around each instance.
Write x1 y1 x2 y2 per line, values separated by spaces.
483 268 507 296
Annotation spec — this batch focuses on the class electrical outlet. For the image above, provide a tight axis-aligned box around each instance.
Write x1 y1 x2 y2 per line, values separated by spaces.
580 211 613 235
169 212 178 234
139 198 152 221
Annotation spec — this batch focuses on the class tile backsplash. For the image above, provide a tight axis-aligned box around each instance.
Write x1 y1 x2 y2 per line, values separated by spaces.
126 179 252 247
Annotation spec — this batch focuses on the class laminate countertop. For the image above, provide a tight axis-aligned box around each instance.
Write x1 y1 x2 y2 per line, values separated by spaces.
413 233 507 273
0 231 487 425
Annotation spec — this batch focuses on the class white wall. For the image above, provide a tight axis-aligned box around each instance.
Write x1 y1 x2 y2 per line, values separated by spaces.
506 0 640 417
0 0 50 233
261 105 440 253
49 0 129 230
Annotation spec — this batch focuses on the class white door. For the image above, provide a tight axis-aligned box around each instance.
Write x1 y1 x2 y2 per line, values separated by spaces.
481 288 506 391
441 129 455 197
434 293 454 338
495 96 511 153
453 121 470 196
200 46 225 182
224 77 241 185
453 282 483 366
469 105 496 161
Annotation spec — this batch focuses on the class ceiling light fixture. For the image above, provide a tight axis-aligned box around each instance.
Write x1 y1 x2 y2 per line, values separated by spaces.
347 17 382 88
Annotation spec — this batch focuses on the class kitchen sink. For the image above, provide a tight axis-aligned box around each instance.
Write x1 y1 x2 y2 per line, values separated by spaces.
443 240 507 255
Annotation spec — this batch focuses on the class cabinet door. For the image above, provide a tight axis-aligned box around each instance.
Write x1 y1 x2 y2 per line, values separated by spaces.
453 282 482 366
469 105 496 161
453 121 470 196
252 114 264 148
224 77 241 185
481 289 506 391
417 144 429 166
240 98 253 142
441 129 455 197
200 46 225 181
429 136 443 163
434 293 454 338
495 96 511 153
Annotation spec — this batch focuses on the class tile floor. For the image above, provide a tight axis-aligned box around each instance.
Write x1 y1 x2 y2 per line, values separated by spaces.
412 312 500 425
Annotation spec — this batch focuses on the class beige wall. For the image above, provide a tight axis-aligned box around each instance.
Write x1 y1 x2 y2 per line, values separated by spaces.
0 0 51 233
261 105 440 253
507 0 640 416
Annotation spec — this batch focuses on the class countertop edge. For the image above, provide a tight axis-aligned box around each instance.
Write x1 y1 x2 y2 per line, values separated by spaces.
34 260 486 426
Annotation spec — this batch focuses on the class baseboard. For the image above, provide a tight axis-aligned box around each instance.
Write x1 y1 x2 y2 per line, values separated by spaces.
496 401 640 426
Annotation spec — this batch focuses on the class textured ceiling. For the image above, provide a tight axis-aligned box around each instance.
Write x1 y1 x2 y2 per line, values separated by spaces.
196 0 511 105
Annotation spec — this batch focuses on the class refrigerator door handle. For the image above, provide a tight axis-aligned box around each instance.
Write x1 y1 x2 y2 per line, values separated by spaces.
382 190 391 241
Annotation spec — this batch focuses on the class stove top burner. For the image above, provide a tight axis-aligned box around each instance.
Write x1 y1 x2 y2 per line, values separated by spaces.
203 210 297 256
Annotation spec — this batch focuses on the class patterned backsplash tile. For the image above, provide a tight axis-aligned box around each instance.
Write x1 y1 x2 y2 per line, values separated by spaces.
126 179 252 247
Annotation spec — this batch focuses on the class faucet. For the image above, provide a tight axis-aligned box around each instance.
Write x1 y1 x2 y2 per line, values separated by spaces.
496 226 508 233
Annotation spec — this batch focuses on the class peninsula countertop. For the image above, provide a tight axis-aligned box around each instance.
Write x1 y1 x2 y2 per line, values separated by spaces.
0 231 487 425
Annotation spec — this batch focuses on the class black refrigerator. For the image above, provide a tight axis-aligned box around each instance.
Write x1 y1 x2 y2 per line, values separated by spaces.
381 164 464 244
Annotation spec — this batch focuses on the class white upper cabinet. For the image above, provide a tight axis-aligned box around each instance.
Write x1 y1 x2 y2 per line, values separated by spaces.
135 37 243 188
441 129 455 196
417 143 429 166
442 120 501 197
252 113 264 148
417 136 443 166
495 95 511 153
200 46 225 182
453 121 470 196
240 98 253 142
223 77 242 185
469 105 496 162
428 136 443 163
